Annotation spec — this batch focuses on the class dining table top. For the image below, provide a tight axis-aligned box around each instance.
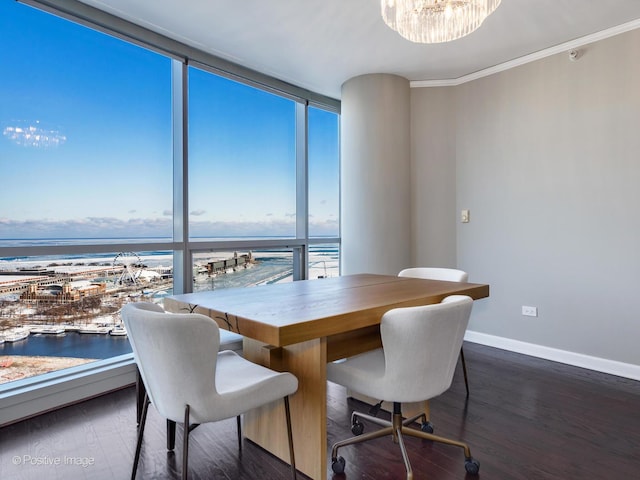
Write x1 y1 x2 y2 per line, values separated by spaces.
163 273 490 348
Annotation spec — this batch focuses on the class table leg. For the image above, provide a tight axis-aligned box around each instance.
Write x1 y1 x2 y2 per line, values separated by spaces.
243 337 328 480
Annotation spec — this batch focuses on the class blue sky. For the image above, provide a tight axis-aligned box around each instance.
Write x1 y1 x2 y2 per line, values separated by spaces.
0 1 339 241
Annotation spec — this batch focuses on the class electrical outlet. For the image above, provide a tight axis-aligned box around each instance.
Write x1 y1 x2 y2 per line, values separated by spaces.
522 306 538 317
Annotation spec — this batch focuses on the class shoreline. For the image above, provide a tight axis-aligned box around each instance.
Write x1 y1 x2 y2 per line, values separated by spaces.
0 355 96 384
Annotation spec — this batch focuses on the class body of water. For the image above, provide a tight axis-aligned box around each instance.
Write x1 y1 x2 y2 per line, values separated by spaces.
1 332 131 359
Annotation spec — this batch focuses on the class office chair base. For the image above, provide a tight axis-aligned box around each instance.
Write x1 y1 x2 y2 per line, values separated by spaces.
330 403 479 479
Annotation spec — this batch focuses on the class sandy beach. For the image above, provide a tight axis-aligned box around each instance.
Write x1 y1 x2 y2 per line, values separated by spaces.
0 355 96 384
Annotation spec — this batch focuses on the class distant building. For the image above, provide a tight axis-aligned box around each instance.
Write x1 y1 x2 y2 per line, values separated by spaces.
206 253 254 274
19 282 107 304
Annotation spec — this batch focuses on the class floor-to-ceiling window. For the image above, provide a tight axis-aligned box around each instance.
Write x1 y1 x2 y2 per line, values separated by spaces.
308 105 341 278
187 67 299 288
0 1 172 392
0 0 339 423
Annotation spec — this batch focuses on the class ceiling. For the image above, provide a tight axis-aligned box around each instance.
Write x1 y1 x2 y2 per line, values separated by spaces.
78 0 640 99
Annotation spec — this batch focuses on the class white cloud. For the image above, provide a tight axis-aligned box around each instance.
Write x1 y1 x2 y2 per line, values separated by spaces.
0 216 338 241
3 121 67 148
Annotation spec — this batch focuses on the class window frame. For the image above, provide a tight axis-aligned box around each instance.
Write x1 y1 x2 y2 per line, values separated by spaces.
1 0 340 425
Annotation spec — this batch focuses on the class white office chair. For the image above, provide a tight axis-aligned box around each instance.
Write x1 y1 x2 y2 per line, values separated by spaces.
398 267 471 396
121 302 298 480
327 296 479 479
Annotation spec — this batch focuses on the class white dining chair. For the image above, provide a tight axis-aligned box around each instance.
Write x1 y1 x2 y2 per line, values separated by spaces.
121 302 298 480
327 295 479 479
126 302 243 449
398 267 471 396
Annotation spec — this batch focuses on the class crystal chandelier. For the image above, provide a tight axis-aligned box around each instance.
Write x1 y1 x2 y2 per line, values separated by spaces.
381 0 502 44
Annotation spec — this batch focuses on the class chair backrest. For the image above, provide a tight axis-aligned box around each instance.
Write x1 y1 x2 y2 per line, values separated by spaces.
121 301 164 355
121 302 221 423
398 267 468 283
378 295 473 402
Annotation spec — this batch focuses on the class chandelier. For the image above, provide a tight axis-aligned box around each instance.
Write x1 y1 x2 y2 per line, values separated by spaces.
381 0 502 44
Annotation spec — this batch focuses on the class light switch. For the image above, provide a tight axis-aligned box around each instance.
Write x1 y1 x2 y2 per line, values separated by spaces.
461 209 470 223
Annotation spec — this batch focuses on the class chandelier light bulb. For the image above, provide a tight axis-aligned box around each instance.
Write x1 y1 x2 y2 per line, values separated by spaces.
444 3 454 18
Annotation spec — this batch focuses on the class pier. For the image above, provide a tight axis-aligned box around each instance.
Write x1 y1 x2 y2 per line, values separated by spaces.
203 252 255 275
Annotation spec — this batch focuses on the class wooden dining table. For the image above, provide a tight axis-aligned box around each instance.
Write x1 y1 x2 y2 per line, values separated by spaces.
163 273 489 480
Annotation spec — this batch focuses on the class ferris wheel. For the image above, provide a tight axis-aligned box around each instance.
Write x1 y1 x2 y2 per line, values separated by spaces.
113 252 143 286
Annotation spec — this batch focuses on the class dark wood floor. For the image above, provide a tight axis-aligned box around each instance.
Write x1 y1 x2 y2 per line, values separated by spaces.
1 343 639 480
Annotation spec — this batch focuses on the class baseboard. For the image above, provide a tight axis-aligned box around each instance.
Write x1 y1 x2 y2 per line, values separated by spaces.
0 354 137 427
464 330 640 381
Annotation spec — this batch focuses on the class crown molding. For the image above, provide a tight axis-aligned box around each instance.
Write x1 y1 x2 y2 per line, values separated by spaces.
411 18 640 88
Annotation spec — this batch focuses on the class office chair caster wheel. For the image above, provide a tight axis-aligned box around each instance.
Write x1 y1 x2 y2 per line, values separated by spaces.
351 420 364 435
420 421 434 433
331 456 346 474
464 457 480 475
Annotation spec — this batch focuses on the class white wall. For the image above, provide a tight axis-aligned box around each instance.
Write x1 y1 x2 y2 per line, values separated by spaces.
410 86 458 267
412 29 640 372
341 74 412 275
